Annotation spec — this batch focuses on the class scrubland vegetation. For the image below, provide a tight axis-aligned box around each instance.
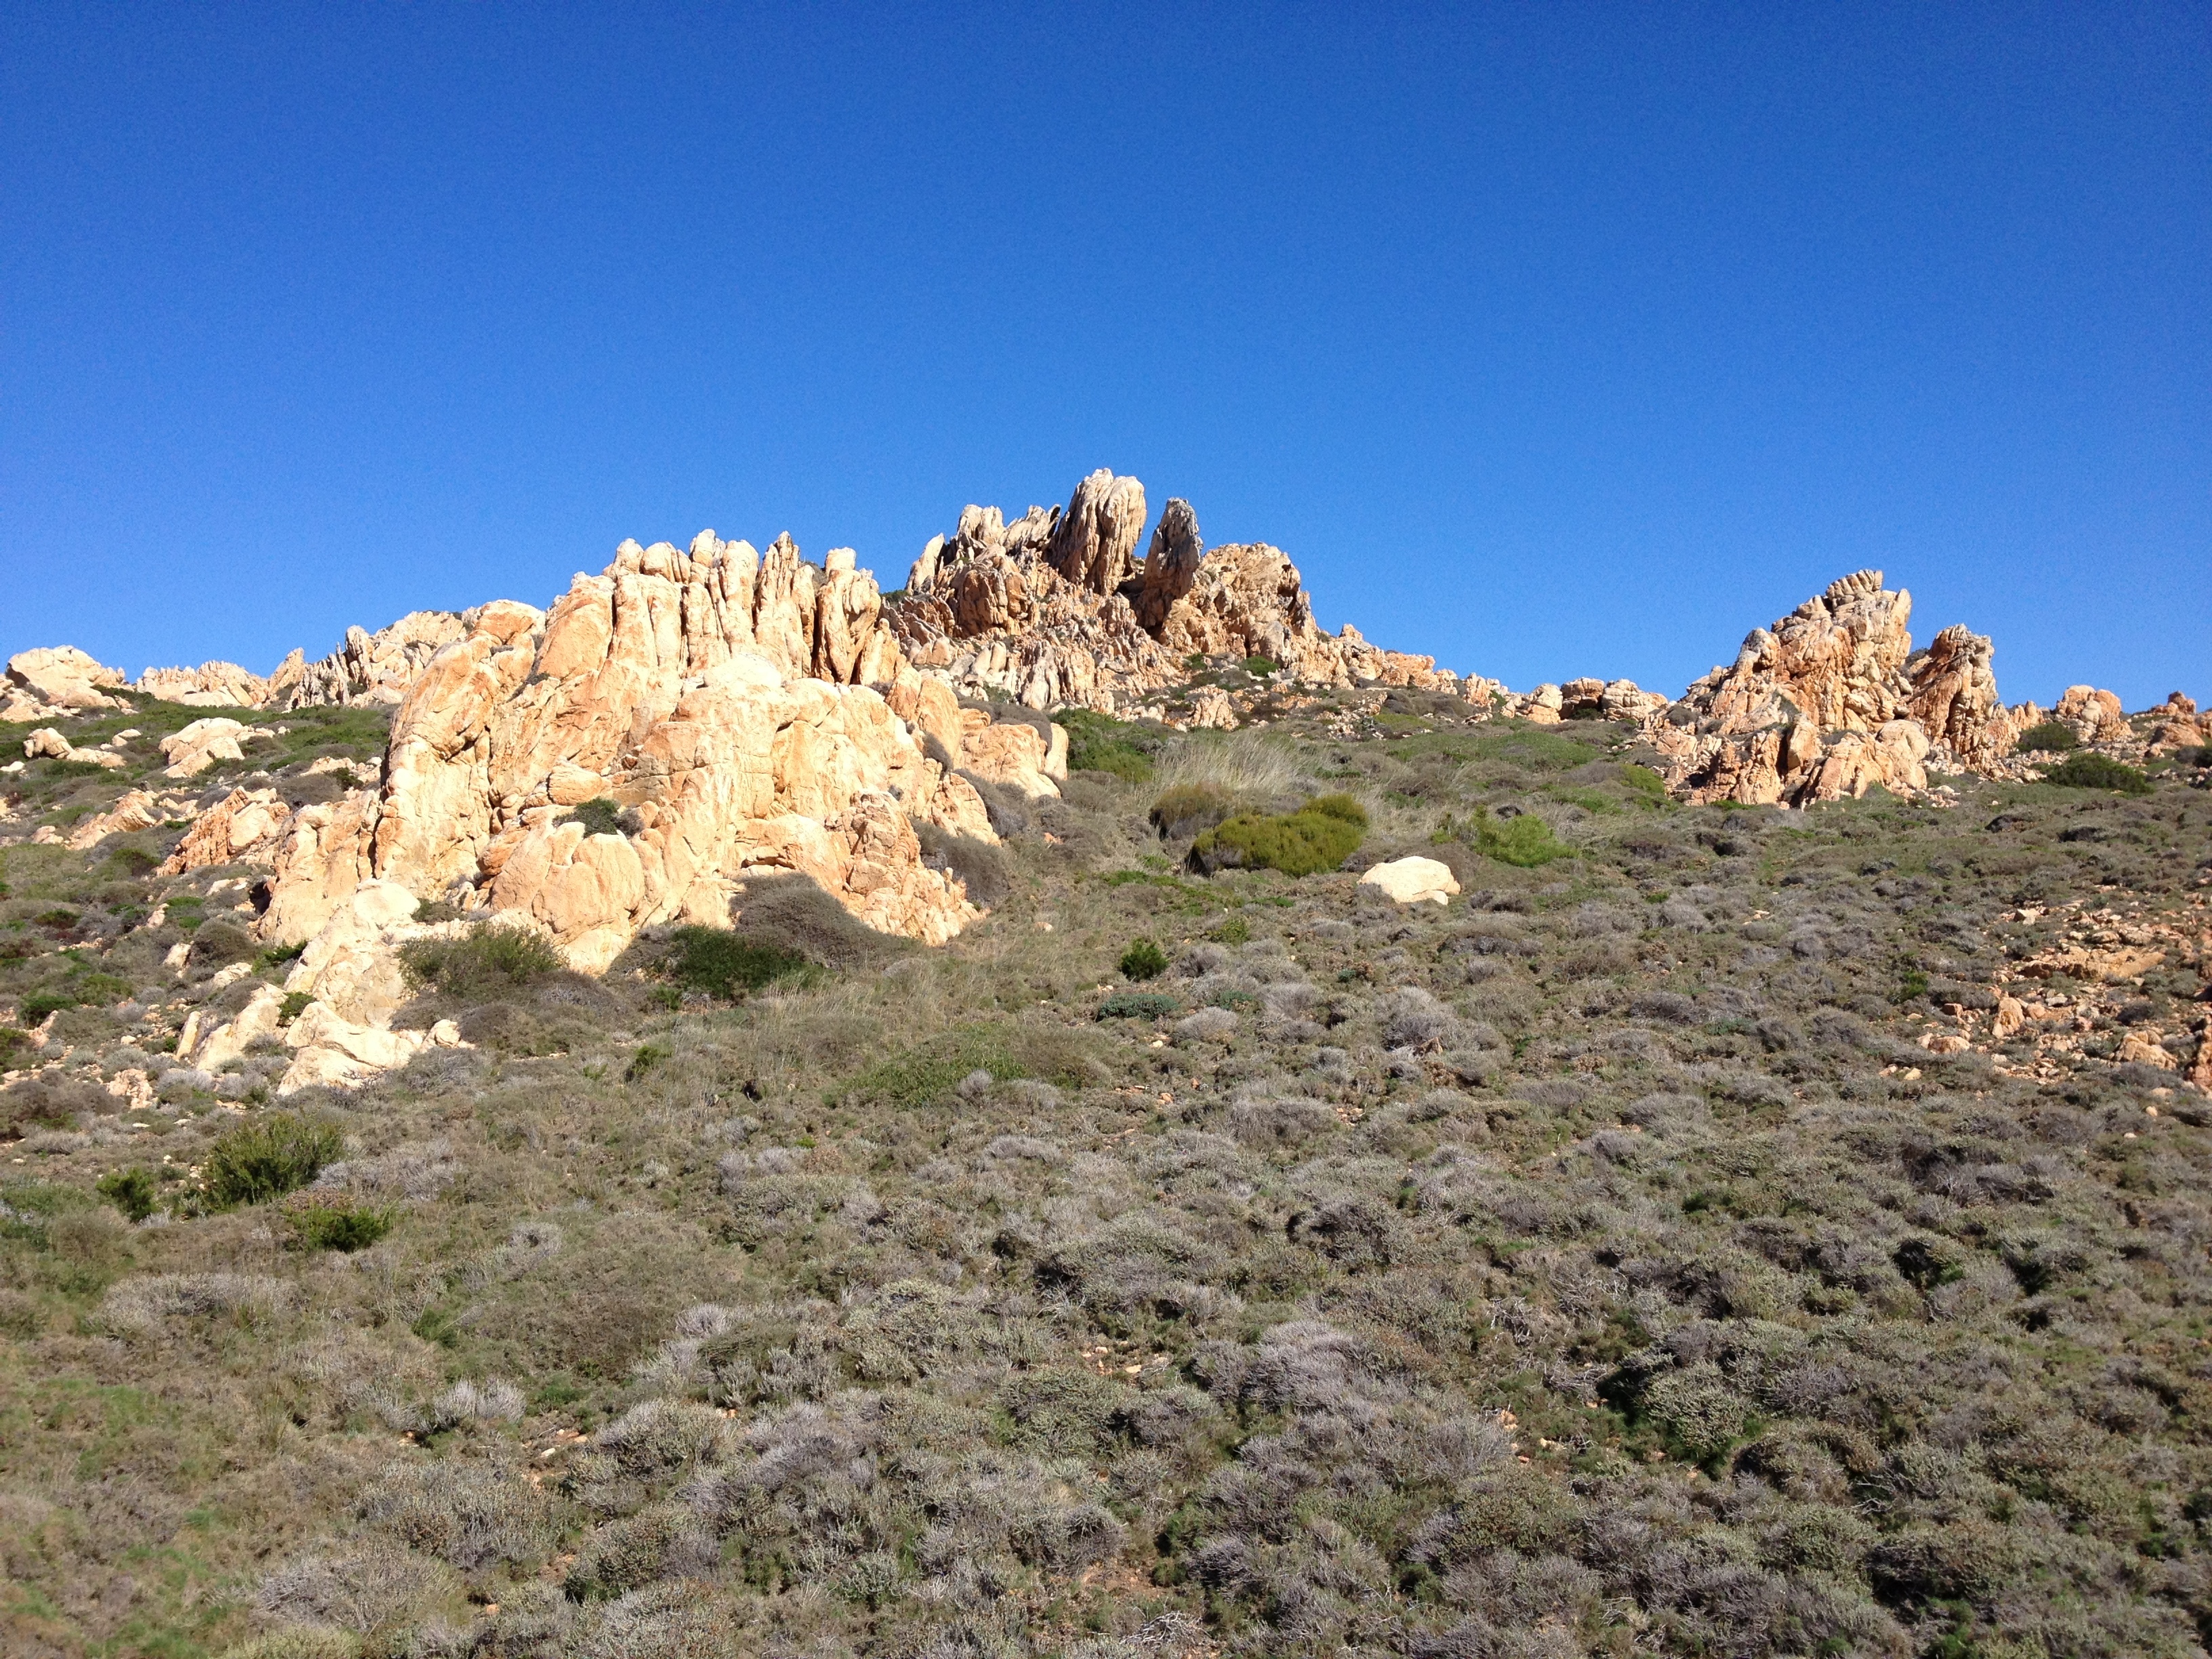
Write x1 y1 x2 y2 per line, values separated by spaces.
3 684 2212 1658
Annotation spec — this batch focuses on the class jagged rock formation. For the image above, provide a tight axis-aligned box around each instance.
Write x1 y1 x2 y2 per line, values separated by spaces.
892 475 1454 712
262 534 989 974
1642 571 2018 806
277 611 472 708
136 659 286 708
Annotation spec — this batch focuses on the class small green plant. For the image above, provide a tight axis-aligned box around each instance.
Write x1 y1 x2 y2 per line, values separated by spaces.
279 991 315 1023
1892 966 1931 1004
164 895 206 933
1448 806 1573 868
566 797 631 838
1242 655 1277 678
2013 721 2080 754
1208 914 1252 945
398 922 566 999
626 1042 672 1082
1193 794 1368 877
96 1167 159 1223
0 1027 27 1065
201 1113 344 1209
287 1200 395 1252
1097 990 1180 1020
18 991 78 1025
73 971 131 1005
1118 939 1168 981
1183 653 1208 674
1620 765 1670 802
2039 753 2151 794
665 926 815 1000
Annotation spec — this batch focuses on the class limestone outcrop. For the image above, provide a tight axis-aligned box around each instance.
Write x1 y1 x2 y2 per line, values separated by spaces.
159 717 253 778
892 476 1454 712
279 612 472 709
1641 571 2014 806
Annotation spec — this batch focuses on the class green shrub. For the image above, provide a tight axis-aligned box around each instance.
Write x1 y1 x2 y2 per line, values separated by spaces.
0 1027 26 1065
1118 939 1168 981
2013 720 2080 754
2039 753 2152 794
1057 710 1158 783
626 1042 672 1082
1452 806 1573 867
17 991 77 1025
164 895 206 933
1097 990 1180 1020
398 923 566 999
73 972 131 1006
96 1167 159 1223
287 1200 395 1252
202 1113 344 1208
665 926 815 1000
1193 794 1368 877
566 797 631 838
279 990 315 1023
1242 656 1277 678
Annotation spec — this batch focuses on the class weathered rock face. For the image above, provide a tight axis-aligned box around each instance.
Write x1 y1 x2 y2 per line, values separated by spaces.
160 717 253 779
5 647 129 719
262 537 989 972
159 787 285 874
2051 684 2131 747
1904 623 2015 768
1642 571 2013 806
1046 470 1149 594
892 476 1454 711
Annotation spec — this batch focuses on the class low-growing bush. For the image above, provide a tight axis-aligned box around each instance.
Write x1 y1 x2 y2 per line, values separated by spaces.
848 1022 1103 1107
1447 805 1574 867
1118 938 1168 980
1193 794 1367 876
1097 990 1180 1020
285 1199 396 1252
914 821 1012 907
1149 782 1242 840
665 926 815 1000
398 922 565 1000
96 1166 159 1223
2039 752 2152 794
203 1113 345 1208
1056 709 1158 782
731 872 915 970
2013 720 2080 754
565 796 637 837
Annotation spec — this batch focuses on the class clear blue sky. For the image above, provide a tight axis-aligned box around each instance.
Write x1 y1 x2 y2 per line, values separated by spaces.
3 3 2205 708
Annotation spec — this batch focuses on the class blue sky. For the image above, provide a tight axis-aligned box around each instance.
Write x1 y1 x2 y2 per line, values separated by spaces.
3 3 2205 708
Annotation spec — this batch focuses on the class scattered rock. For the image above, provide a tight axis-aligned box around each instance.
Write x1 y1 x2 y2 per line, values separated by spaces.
1357 856 1461 906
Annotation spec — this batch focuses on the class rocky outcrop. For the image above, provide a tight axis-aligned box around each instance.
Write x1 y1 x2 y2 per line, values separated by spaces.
22 726 126 769
279 611 472 709
1642 571 2013 806
66 790 164 850
159 717 253 778
5 647 129 720
1358 856 1460 906
136 661 273 708
159 787 286 873
892 475 1456 712
260 536 994 973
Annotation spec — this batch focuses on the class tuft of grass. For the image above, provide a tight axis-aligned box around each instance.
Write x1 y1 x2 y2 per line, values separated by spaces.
1151 729 1304 802
398 923 566 1000
1118 939 1168 981
2039 753 2151 794
201 1113 344 1209
287 1200 396 1252
1149 783 1242 840
665 926 816 1000
2013 721 2080 755
1193 793 1368 878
